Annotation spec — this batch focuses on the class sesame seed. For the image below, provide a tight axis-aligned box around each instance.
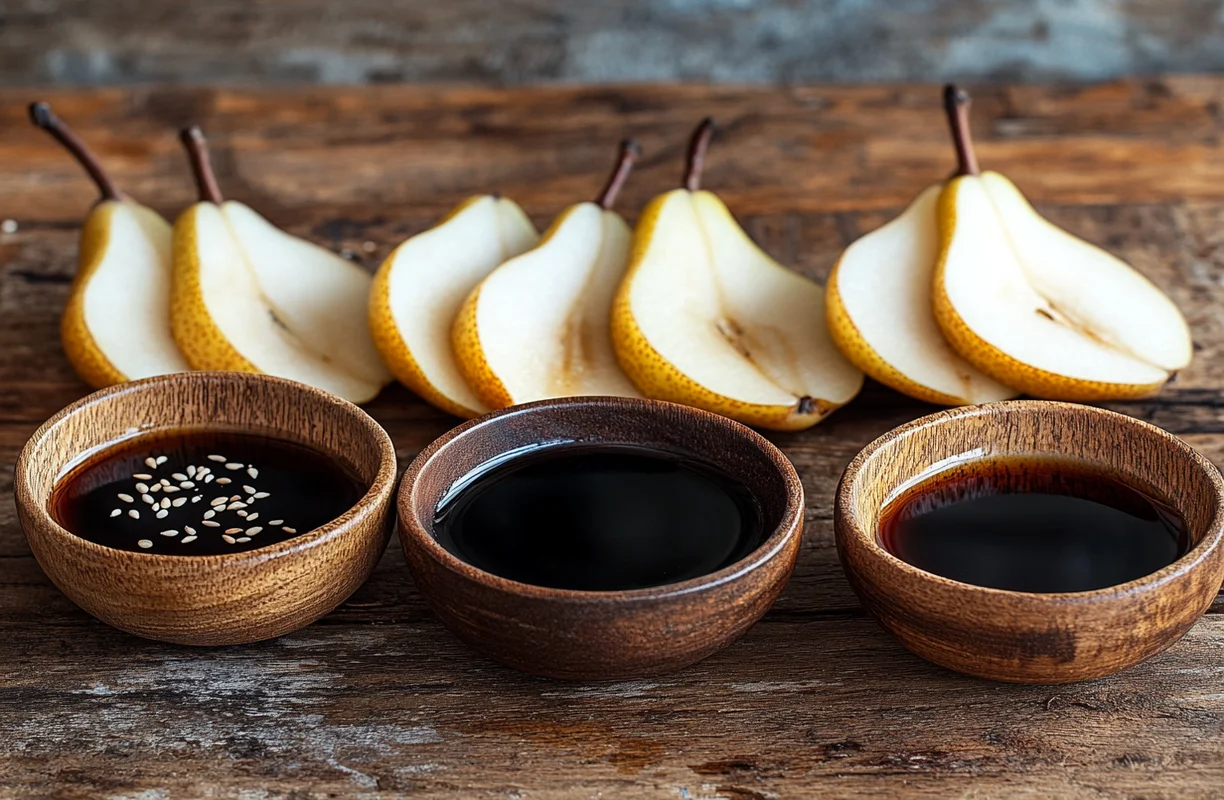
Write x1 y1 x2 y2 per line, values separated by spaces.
226 463 243 470
236 537 251 543
191 495 202 503
159 530 178 537
222 535 236 544
137 539 153 549
225 527 242 534
227 502 247 511
202 520 220 527
156 456 168 465
207 454 226 462
243 485 256 494
187 466 197 478
160 479 172 487
133 473 152 480
203 510 216 520
180 480 195 488
245 526 262 535
171 473 187 481
246 513 259 521
269 519 284 526
204 475 215 483
156 510 169 519
117 493 134 503
185 526 196 535
172 498 187 507
282 527 296 534
164 486 181 493
149 484 161 493
159 497 170 509
247 467 259 479
230 495 240 501
236 510 248 518
110 509 121 517
145 457 158 469
128 509 140 519
141 494 155 505
135 482 149 493
181 536 198 544
216 478 231 485
253 492 270 499
211 497 227 506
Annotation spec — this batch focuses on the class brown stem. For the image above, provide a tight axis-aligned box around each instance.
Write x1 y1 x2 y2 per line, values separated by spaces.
595 139 641 210
179 126 224 204
683 117 715 191
28 102 122 202
943 84 980 177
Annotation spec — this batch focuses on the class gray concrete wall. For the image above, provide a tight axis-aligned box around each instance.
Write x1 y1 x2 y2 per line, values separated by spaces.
4 0 1224 85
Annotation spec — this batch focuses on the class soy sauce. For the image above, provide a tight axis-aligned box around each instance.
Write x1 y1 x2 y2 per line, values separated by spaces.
433 444 763 591
51 429 367 555
878 457 1188 593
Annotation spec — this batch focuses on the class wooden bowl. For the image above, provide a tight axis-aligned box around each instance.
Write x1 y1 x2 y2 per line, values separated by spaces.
397 396 804 680
836 400 1224 684
14 371 396 645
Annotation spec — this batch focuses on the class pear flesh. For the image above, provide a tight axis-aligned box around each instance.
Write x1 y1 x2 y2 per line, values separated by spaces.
614 189 863 430
453 202 639 407
935 172 1192 399
174 201 391 403
828 185 1015 405
370 196 539 417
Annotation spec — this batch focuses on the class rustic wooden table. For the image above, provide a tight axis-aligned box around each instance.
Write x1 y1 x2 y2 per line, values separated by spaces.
3 81 1224 798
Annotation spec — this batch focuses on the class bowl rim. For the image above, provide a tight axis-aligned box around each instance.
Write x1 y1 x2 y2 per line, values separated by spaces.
836 399 1224 604
14 371 398 566
397 395 805 603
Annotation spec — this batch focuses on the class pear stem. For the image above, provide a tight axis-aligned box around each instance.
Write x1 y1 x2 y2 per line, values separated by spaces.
683 117 715 191
943 84 980 177
179 125 224 204
595 139 641 210
28 102 122 202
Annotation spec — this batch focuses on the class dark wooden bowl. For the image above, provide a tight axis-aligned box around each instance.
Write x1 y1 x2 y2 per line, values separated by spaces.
14 371 397 645
836 400 1224 684
397 396 804 680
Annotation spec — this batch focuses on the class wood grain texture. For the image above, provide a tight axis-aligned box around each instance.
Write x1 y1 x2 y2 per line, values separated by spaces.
3 80 1224 796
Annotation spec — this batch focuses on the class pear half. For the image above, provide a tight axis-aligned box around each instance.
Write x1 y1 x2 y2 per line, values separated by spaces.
827 185 1016 405
172 127 391 404
612 120 863 431
369 195 539 417
30 102 189 388
932 87 1192 401
453 141 641 408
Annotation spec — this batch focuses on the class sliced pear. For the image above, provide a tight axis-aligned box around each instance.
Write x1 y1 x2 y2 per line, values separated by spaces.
29 102 190 388
827 184 1016 405
369 195 538 418
932 86 1192 401
612 119 863 431
453 141 642 408
171 127 391 403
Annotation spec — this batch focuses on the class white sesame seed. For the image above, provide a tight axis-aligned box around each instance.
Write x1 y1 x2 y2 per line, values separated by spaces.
227 502 247 511
133 473 152 480
247 467 259 479
185 526 196 535
211 497 227 506
110 509 121 517
203 510 216 520
159 530 178 537
156 456 168 465
142 494 155 505
236 537 251 543
283 527 297 534
129 509 140 519
226 462 243 470
137 539 153 549
216 478 231 485
180 481 195 489
253 492 270 499
171 473 187 481
181 535 197 543
202 520 220 527
245 526 262 535
236 510 248 518
191 495 202 503
222 535 236 544
269 519 284 526
145 457 158 469
159 497 170 509
156 510 168 519
207 454 226 462
187 466 197 478
243 485 257 494
164 486 181 493
172 498 187 507
135 482 149 493
246 513 259 521
230 495 240 501
160 479 172 487
225 528 242 534
149 484 161 493
117 493 134 503
204 475 215 483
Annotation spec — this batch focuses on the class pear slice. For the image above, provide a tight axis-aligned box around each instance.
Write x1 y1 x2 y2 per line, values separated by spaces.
171 127 391 404
452 140 642 408
369 196 539 418
932 87 1192 401
827 184 1017 405
612 120 863 431
29 102 190 388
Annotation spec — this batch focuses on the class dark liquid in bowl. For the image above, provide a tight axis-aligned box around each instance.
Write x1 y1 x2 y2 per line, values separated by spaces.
433 444 763 591
51 429 367 555
878 457 1189 593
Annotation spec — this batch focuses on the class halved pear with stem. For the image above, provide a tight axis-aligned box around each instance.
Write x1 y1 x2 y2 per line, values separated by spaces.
612 119 863 431
826 184 1016 405
932 86 1192 401
369 197 539 418
171 127 391 403
29 102 190 388
452 140 642 408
